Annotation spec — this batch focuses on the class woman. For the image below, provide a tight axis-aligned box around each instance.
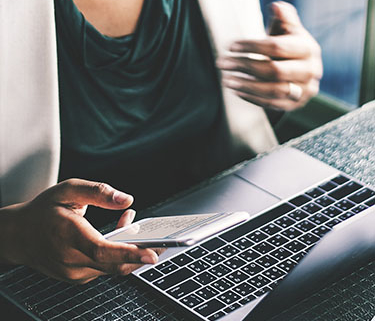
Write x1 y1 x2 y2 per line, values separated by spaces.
0 0 322 283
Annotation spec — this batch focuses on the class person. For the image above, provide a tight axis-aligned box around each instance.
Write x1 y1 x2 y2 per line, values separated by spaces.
0 0 322 284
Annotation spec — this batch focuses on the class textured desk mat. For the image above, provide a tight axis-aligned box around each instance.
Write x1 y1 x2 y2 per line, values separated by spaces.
1 101 375 320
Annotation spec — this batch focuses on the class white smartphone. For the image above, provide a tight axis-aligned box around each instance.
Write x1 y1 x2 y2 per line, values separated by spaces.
104 212 250 247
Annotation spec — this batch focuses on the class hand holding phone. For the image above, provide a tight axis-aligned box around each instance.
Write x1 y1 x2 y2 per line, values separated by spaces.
104 212 250 247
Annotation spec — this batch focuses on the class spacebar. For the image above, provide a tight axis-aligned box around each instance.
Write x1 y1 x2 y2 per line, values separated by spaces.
153 268 195 290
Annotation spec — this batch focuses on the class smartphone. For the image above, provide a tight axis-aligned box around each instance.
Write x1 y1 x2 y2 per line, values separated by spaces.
104 211 250 247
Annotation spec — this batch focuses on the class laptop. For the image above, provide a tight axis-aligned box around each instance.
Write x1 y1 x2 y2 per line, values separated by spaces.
1 146 375 320
133 146 375 321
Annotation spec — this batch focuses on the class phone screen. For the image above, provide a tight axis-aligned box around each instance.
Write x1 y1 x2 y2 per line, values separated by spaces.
106 213 221 242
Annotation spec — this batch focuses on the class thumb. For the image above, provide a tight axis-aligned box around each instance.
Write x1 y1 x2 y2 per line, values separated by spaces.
51 179 134 211
268 1 303 35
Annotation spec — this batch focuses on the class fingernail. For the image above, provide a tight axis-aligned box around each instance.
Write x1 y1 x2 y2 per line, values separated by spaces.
230 43 243 51
223 78 241 89
128 209 136 221
141 255 158 264
113 191 133 204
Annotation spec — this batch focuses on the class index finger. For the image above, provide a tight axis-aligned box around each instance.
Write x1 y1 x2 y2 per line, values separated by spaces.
230 35 313 59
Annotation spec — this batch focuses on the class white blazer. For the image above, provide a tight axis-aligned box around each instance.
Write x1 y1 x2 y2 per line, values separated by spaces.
0 0 277 207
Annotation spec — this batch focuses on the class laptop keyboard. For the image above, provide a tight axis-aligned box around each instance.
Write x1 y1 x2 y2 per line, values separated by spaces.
138 175 375 320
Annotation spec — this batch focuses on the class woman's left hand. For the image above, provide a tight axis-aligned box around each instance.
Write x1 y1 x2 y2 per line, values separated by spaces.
217 1 323 111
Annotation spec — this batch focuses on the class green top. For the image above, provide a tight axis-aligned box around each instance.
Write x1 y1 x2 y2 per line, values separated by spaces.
55 0 231 226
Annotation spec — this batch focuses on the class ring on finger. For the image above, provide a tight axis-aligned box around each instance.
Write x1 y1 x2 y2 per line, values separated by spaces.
288 82 303 101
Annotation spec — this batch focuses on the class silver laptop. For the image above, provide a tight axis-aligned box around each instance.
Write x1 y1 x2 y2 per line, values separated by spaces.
133 146 375 321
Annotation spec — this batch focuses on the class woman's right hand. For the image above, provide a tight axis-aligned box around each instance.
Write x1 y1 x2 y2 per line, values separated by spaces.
0 179 160 284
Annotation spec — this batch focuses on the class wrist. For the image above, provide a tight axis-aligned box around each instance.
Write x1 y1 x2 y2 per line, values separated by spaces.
0 203 27 265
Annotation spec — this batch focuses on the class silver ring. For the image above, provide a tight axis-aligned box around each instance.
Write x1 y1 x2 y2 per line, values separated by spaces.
288 82 303 101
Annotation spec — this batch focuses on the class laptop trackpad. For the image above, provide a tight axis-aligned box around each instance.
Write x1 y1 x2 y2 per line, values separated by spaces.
145 174 279 218
235 147 338 199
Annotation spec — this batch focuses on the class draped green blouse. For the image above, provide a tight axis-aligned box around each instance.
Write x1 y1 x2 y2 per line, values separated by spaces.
54 0 228 225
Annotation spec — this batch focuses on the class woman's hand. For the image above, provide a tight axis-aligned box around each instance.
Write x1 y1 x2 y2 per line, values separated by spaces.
217 1 323 111
0 179 160 284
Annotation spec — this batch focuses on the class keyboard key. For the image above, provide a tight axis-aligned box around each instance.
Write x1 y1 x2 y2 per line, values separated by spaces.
220 220 253 242
195 299 225 317
186 246 208 259
242 263 264 276
203 252 226 265
366 197 375 206
263 267 286 280
261 223 282 236
209 264 232 277
155 260 174 272
339 212 356 221
189 260 211 273
291 251 306 263
233 282 256 297
212 279 234 292
295 220 316 232
160 263 179 274
319 181 337 191
201 238 226 251
249 275 271 288
253 242 275 255
321 206 342 218
208 311 226 321
153 268 194 290
308 213 329 225
312 226 331 238
332 175 350 185
352 204 368 213
274 216 296 228
325 218 342 228
256 255 277 268
254 286 272 297
315 196 335 207
218 245 240 258
288 209 309 221
289 195 311 206
270 248 293 260
195 286 219 300
194 272 217 285
302 202 322 214
223 257 247 270
228 270 249 284
328 181 362 200
298 233 320 246
167 280 201 299
224 303 242 313
277 259 297 273
239 249 261 262
281 227 302 239
285 240 306 253
239 294 257 305
265 203 295 217
247 230 268 243
349 188 375 203
335 199 355 211
268 234 289 247
232 237 254 250
181 293 204 308
140 269 163 282
218 290 241 305
171 254 193 267
305 187 325 198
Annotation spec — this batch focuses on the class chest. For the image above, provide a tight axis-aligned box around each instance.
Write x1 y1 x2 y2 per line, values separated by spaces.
72 0 144 37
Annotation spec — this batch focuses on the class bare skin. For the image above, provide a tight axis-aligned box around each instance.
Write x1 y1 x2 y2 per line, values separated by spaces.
73 0 144 37
0 179 161 284
217 1 323 111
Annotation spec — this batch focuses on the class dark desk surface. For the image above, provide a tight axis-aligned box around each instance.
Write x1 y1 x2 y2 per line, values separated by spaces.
1 101 375 320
